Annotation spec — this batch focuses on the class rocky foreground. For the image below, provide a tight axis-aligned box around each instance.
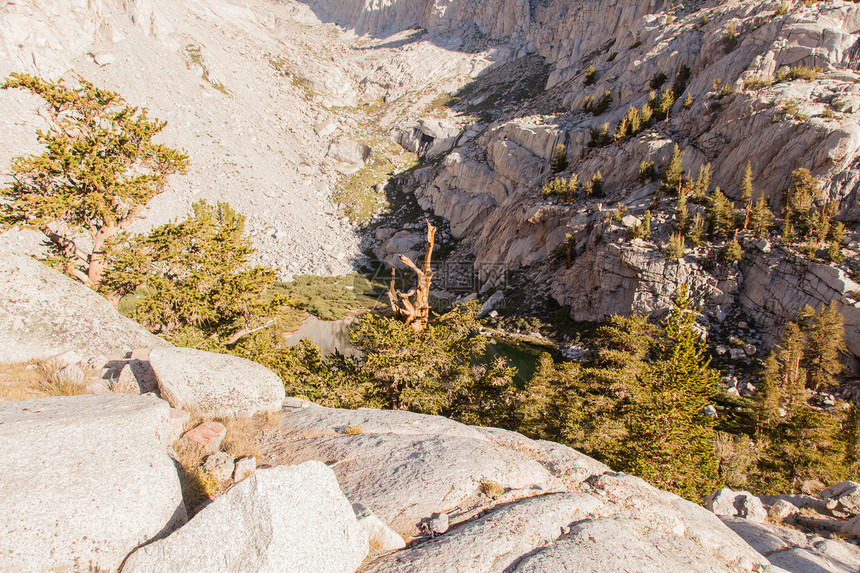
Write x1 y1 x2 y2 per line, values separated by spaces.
2 253 860 572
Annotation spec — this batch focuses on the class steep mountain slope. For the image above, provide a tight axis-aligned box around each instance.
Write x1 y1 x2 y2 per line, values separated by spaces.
302 0 860 368
2 0 860 369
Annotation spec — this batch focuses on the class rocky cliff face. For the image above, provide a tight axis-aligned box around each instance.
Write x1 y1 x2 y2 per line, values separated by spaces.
300 0 860 367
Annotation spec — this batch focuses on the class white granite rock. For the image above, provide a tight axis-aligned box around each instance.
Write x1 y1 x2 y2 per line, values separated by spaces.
0 394 186 572
150 346 285 417
123 462 368 573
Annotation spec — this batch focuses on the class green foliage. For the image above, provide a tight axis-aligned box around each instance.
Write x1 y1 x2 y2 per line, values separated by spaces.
239 336 377 409
639 161 656 183
749 194 774 237
798 302 846 391
550 143 568 173
276 274 384 321
542 175 580 201
584 65 597 86
707 187 737 239
722 22 738 52
585 90 613 116
828 221 845 262
723 234 744 263
683 93 693 108
687 212 705 246
1 73 188 286
102 201 290 344
650 72 668 90
781 99 808 121
665 232 686 260
650 88 676 121
691 163 712 200
660 144 684 194
618 286 722 500
630 210 652 240
585 171 604 198
672 64 692 98
784 168 834 243
589 123 612 147
744 77 772 90
775 66 819 83
754 405 846 494
349 303 517 425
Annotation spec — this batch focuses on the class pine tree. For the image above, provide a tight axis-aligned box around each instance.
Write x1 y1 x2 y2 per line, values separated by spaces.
799 302 846 390
756 352 783 431
619 285 721 500
101 201 289 344
707 187 737 239
740 161 754 230
1 73 188 287
777 322 809 411
550 143 568 173
723 233 743 263
517 353 572 441
661 144 685 194
691 162 712 199
749 194 774 237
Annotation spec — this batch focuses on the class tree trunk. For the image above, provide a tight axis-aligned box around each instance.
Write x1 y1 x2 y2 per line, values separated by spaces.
389 221 436 332
87 224 118 288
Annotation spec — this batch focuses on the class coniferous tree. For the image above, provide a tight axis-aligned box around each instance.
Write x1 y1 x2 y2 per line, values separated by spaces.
661 144 685 194
756 352 783 431
749 194 774 237
799 302 846 390
1 73 188 287
691 162 712 200
740 161 754 230
102 201 291 344
707 187 737 239
619 286 721 500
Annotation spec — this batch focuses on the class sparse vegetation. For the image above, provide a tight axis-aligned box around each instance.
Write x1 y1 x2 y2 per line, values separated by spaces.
550 143 569 173
722 22 738 52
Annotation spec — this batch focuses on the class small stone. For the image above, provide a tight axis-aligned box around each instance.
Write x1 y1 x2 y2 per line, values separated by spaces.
233 456 256 482
52 363 85 386
181 422 227 454
738 321 749 330
716 345 728 356
740 495 767 523
703 405 718 419
768 499 799 521
730 348 747 361
203 452 235 481
92 52 116 66
820 481 860 515
427 512 449 534
111 364 141 394
283 397 311 408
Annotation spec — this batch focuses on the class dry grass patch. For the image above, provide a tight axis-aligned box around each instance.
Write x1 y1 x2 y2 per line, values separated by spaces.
172 410 282 516
0 360 92 401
